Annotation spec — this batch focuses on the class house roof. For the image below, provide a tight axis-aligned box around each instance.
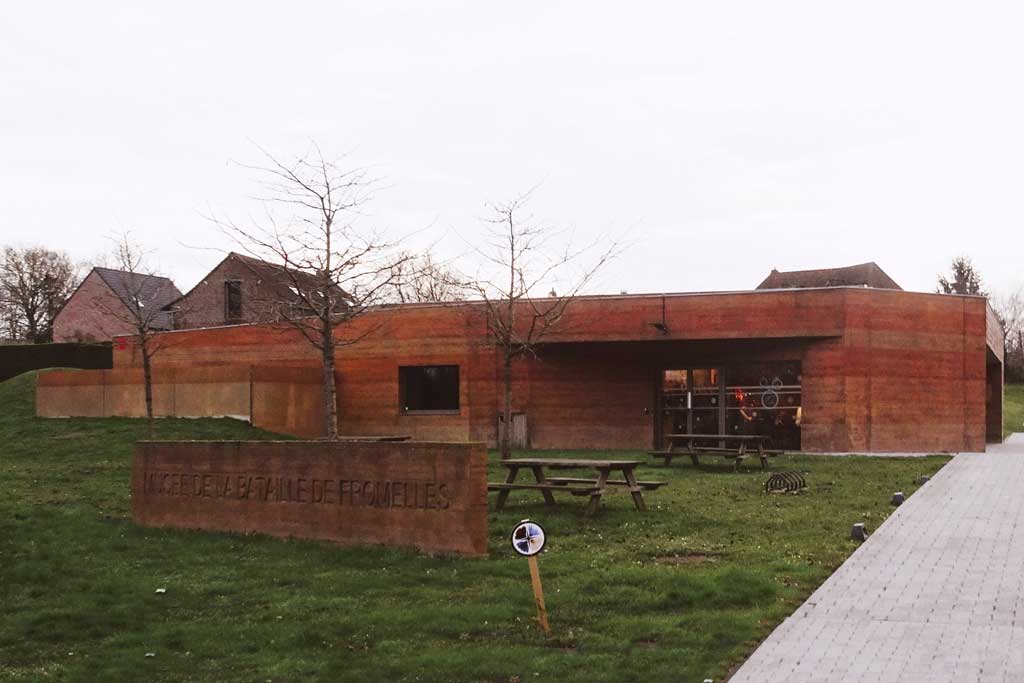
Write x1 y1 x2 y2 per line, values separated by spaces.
756 262 901 291
166 252 345 310
93 267 182 330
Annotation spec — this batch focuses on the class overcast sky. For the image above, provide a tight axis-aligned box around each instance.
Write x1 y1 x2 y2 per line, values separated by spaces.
2 2 1021 296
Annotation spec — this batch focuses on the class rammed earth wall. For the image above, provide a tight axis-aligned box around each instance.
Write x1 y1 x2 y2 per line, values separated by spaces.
131 440 488 556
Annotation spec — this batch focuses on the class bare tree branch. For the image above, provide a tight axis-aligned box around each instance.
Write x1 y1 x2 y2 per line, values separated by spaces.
89 232 181 436
463 191 624 458
209 144 410 440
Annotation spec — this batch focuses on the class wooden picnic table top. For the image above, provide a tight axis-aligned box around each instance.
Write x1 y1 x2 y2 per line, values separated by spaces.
492 458 656 516
664 433 770 442
500 458 642 469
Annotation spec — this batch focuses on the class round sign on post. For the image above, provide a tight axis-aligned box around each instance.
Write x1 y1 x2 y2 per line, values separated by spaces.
511 520 546 557
511 520 550 634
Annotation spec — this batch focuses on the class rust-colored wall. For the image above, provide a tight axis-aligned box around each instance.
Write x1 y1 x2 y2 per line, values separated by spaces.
36 366 323 438
131 440 488 556
825 289 988 453
37 366 249 419
53 288 997 453
252 366 326 438
53 271 135 342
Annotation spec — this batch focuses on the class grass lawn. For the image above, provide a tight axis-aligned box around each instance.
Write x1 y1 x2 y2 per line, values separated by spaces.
1006 383 1024 437
1 372 949 682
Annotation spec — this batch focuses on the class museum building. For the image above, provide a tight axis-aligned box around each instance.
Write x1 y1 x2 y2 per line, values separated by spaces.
37 264 1006 454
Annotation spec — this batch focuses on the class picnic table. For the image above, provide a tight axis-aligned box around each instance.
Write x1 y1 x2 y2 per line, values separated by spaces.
649 433 779 470
488 458 666 517
318 435 412 442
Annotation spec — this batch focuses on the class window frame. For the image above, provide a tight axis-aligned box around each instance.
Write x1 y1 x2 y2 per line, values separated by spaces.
224 280 243 323
398 364 461 415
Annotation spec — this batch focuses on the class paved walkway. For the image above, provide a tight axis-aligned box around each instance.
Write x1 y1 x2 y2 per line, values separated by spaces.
730 434 1024 682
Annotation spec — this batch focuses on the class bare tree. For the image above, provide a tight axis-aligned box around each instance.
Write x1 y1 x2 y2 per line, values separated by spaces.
466 192 620 459
93 234 180 436
388 252 466 303
0 287 21 341
214 145 410 440
1 246 78 343
993 286 1024 382
938 256 986 296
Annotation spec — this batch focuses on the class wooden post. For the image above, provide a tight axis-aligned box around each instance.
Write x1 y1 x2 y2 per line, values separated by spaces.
527 555 550 634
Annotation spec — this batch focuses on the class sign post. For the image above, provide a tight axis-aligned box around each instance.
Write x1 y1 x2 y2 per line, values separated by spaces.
511 520 549 634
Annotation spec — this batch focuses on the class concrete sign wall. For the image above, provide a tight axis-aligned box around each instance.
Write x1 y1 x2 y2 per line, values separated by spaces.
131 440 488 556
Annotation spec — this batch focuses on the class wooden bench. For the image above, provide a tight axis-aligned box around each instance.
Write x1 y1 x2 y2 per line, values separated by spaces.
649 434 780 471
487 482 597 494
545 477 667 491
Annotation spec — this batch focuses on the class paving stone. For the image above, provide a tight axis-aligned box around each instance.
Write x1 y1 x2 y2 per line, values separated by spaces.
729 434 1024 682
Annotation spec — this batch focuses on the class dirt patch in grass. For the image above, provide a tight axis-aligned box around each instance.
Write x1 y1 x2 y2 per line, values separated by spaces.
654 553 720 566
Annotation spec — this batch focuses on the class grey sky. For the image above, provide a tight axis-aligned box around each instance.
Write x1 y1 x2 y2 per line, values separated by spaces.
2 2 1021 296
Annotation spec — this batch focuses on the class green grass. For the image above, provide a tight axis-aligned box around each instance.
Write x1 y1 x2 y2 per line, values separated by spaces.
0 372 949 682
1006 384 1024 437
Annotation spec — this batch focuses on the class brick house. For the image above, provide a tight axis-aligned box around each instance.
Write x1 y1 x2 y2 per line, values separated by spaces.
52 268 181 342
168 252 335 330
757 262 902 290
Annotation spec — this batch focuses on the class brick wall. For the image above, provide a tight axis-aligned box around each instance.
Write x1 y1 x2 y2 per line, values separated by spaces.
53 271 135 342
173 255 288 329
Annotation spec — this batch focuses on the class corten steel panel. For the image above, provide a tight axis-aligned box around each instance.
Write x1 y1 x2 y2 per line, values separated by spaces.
252 379 325 438
105 382 174 417
131 440 489 556
174 383 249 419
36 368 105 387
35 371 106 418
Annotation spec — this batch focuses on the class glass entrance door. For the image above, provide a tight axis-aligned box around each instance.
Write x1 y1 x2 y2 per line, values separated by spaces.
658 368 722 444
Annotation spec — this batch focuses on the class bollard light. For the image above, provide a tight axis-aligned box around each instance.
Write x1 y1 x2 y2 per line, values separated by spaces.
850 522 868 541
891 491 905 506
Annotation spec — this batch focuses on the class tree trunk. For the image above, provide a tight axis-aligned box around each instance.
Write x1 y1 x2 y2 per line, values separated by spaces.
501 353 513 460
322 323 339 441
141 339 154 439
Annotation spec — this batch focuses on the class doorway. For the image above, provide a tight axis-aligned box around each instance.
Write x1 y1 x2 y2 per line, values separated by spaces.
655 361 803 450
657 368 723 446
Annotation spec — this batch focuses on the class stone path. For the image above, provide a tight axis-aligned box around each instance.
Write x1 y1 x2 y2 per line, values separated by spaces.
729 434 1024 682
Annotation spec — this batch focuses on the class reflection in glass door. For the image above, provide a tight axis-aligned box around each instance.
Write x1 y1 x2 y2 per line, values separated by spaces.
659 368 722 444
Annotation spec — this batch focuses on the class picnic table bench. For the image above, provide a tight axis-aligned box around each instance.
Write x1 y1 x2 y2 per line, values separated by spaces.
316 435 412 442
649 433 780 471
488 458 666 517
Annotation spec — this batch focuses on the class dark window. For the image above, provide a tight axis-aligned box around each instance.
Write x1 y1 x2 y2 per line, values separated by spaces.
224 281 243 322
399 365 459 412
